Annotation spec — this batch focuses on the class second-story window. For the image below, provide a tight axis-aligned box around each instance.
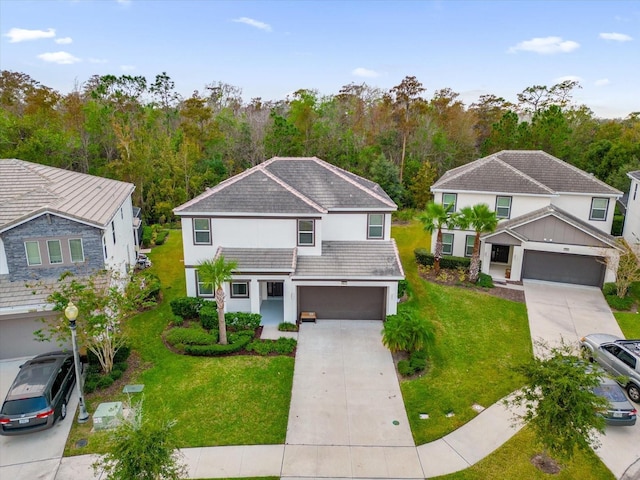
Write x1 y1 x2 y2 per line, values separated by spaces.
368 214 384 239
25 241 42 266
69 239 85 263
193 218 211 244
47 240 63 264
495 196 512 219
590 198 609 221
298 219 314 246
442 193 457 213
111 221 116 244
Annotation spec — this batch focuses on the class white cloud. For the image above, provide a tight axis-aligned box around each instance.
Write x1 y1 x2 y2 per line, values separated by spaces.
352 67 381 78
508 36 580 54
55 37 72 45
595 78 610 87
233 17 272 32
4 27 55 43
88 57 108 64
599 32 632 42
37 51 80 64
120 65 136 72
554 75 582 83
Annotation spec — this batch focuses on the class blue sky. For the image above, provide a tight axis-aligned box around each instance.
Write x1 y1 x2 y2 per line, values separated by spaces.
1 0 638 118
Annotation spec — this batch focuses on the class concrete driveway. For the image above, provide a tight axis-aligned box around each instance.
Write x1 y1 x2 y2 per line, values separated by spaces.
523 280 639 479
0 356 78 480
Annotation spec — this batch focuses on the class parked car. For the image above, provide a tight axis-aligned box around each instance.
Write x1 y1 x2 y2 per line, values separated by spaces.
580 333 640 403
593 375 637 426
0 351 76 435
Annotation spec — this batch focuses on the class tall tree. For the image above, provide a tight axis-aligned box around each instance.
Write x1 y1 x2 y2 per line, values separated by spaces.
419 201 457 274
197 256 238 345
457 203 498 282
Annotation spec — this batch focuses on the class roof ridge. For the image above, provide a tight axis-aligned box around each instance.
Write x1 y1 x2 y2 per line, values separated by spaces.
260 167 327 213
308 157 397 208
493 154 556 194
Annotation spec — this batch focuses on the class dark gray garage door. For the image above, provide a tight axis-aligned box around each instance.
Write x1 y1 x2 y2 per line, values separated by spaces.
0 312 69 360
298 286 386 320
522 251 605 287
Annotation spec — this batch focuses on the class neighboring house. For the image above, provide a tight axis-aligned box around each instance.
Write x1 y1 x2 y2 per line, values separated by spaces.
0 159 137 360
430 150 623 287
623 171 640 254
173 156 404 324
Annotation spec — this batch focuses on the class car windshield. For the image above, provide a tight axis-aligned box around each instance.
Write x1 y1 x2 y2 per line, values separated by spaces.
593 384 628 402
1 397 48 415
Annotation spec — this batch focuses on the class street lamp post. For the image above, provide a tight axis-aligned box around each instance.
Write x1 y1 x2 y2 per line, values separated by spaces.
64 302 90 423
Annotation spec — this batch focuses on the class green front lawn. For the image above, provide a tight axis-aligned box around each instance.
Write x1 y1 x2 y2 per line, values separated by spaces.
392 221 532 444
65 231 294 456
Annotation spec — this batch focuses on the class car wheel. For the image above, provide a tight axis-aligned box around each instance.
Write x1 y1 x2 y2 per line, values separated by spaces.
627 383 640 403
60 401 67 420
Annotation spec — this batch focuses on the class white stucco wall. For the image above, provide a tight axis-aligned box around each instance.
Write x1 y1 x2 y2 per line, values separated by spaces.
623 177 640 250
551 194 617 234
103 194 137 275
322 212 392 241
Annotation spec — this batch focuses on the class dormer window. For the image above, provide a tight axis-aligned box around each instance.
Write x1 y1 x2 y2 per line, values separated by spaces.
590 198 609 221
298 219 315 246
368 214 384 239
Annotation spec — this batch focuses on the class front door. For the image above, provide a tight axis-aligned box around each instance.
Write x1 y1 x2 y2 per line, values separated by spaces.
267 281 284 297
491 245 510 263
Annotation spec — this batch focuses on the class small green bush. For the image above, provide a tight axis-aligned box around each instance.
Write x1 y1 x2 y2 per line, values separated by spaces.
476 273 494 288
246 340 275 355
382 310 435 354
199 302 218 331
397 360 413 376
154 229 170 245
278 322 298 332
172 315 184 327
113 361 128 373
169 297 205 319
84 377 99 394
225 312 261 331
96 376 115 389
409 350 427 372
141 225 153 248
165 326 217 346
606 294 634 311
184 335 251 356
274 337 297 354
398 279 409 298
113 346 131 364
602 282 618 296
414 248 471 270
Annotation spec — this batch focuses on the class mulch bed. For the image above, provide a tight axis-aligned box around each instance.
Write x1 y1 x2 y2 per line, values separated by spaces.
86 350 150 400
531 452 562 474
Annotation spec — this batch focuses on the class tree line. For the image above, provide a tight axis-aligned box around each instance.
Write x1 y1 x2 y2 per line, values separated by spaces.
1 70 638 223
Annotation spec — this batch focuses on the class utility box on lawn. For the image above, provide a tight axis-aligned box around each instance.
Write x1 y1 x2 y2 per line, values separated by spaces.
93 402 123 431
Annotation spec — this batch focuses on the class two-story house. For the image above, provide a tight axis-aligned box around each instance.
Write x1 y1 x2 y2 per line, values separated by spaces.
0 159 137 359
623 171 640 254
173 156 404 324
430 150 623 287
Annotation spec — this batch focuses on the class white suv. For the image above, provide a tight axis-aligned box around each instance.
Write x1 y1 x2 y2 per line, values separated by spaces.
580 334 640 403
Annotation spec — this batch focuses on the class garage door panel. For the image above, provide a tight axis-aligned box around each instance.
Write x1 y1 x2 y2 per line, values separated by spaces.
522 251 605 287
0 316 69 360
298 286 385 320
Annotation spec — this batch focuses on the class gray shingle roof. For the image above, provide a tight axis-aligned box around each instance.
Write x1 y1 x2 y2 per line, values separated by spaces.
482 204 620 249
294 241 404 279
433 150 622 196
0 159 135 231
217 248 296 272
628 171 640 182
174 157 397 215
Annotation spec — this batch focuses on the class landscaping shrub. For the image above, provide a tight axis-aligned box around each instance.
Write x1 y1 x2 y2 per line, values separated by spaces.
225 312 261 331
476 273 494 288
184 335 251 356
246 340 275 355
128 271 162 304
199 302 218 331
165 326 218 346
172 315 184 327
393 209 417 222
154 229 170 245
398 279 409 298
602 282 617 296
414 248 471 270
141 225 153 248
409 350 428 372
382 310 435 353
169 297 205 319
606 294 634 311
273 337 297 354
397 360 413 376
278 322 298 332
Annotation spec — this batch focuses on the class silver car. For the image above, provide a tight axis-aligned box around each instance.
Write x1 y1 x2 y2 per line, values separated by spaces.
593 375 637 426
580 333 640 403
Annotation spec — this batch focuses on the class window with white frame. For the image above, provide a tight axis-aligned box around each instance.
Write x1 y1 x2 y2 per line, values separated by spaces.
442 193 457 212
465 235 475 257
230 281 249 298
69 239 85 263
368 214 384 239
495 196 512 219
441 233 454 256
298 219 314 246
193 218 211 244
25 241 42 266
47 240 63 264
590 198 609 221
195 271 213 296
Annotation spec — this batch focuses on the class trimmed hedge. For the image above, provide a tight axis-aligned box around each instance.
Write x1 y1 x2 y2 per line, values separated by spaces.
154 229 170 245
476 273 494 288
414 248 471 269
225 312 261 331
606 294 634 311
602 282 617 296
398 279 409 298
246 337 297 355
170 297 206 319
184 334 252 356
200 302 218 330
141 225 153 248
165 326 218 346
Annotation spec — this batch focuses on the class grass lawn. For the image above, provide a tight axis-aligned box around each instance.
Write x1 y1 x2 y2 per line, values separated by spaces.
614 281 640 338
64 231 294 456
392 221 532 444
430 426 614 480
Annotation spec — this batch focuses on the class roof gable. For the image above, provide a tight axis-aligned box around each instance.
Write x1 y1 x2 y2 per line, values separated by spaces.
0 159 135 231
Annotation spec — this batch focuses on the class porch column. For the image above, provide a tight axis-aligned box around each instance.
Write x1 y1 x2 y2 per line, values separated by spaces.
250 278 260 314
481 242 492 274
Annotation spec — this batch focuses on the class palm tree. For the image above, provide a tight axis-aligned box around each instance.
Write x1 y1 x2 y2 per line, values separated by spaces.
197 255 237 345
419 201 458 274
458 203 498 283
